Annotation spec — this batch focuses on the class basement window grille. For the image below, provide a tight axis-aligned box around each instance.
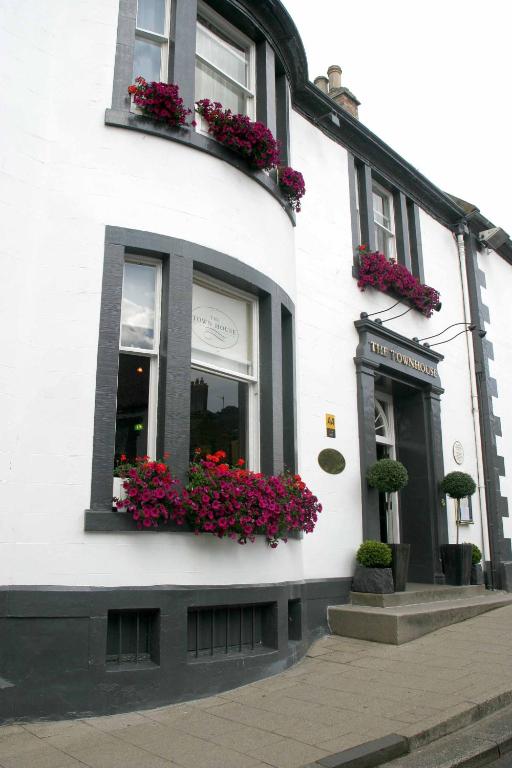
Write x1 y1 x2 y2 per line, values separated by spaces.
187 602 277 659
106 609 159 666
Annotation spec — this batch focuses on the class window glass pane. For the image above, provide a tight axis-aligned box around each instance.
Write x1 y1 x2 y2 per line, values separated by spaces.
115 353 150 462
195 59 246 115
373 190 391 230
375 226 386 256
133 37 162 82
372 191 384 216
121 263 156 350
190 369 247 464
136 0 166 35
191 283 253 376
196 21 248 85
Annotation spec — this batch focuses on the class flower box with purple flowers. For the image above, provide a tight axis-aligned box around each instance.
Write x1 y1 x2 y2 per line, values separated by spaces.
357 245 441 317
115 452 322 547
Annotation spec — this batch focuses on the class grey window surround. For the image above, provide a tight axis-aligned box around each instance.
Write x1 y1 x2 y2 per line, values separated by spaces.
109 0 293 223
349 156 425 285
85 226 295 533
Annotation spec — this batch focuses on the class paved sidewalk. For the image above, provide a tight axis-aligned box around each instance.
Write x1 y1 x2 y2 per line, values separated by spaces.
2 605 512 768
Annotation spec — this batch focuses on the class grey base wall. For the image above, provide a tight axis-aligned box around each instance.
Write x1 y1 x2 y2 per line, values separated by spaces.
0 578 350 724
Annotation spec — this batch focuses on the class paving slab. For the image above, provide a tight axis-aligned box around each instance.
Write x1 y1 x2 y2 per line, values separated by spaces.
3 604 512 768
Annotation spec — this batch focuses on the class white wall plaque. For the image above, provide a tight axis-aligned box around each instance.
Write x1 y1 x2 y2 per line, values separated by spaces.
453 441 464 465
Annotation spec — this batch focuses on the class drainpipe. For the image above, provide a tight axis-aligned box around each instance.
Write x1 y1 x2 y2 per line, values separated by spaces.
455 224 490 568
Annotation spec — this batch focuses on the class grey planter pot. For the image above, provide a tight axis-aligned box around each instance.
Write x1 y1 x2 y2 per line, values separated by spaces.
390 543 410 592
471 563 484 585
440 544 472 586
352 565 394 594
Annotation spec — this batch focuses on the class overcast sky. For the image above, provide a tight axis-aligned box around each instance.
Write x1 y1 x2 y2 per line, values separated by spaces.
281 0 512 234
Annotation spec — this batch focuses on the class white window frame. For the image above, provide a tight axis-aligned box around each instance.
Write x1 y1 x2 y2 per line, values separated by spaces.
372 181 395 261
118 255 163 461
191 273 259 471
375 392 399 543
195 1 256 122
133 0 171 82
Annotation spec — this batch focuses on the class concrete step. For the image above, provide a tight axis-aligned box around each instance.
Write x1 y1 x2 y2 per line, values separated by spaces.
328 591 512 645
351 583 486 608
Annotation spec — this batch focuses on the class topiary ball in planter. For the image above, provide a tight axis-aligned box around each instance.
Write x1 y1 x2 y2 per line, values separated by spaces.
367 459 408 494
441 472 476 499
353 540 394 594
356 540 392 568
470 543 484 585
471 544 482 565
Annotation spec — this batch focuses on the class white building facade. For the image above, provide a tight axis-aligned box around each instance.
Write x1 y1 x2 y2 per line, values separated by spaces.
1 0 511 721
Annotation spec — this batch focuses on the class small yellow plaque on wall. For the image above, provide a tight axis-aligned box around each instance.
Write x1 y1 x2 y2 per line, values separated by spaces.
325 413 336 438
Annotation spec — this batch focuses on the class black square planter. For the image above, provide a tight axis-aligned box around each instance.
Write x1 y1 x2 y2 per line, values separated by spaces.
440 544 472 586
390 543 410 592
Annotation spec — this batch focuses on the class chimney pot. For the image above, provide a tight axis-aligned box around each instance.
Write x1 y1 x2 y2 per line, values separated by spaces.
314 75 329 94
327 64 342 92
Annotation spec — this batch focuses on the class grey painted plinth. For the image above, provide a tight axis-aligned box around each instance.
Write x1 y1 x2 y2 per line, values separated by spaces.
328 592 512 645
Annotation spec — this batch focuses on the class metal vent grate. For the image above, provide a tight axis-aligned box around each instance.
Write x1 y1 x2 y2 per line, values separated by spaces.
106 609 159 666
187 602 277 659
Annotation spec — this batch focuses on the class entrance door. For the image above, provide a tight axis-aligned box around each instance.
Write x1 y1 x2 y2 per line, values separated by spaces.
393 382 437 582
375 393 399 544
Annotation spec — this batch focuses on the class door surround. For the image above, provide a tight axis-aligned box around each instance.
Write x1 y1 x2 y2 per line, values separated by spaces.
354 318 447 583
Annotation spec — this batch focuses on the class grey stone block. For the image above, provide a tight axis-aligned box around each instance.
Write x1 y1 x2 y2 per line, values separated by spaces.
352 566 394 594
328 592 512 644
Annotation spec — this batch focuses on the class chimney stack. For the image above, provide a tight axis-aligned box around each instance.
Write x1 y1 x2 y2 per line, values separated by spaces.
314 64 360 119
327 65 342 92
313 75 329 94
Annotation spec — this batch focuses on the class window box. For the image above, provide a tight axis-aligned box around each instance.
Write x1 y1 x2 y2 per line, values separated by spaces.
356 246 441 318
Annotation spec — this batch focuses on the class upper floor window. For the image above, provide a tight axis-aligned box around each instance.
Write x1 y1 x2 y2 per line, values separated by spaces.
133 0 170 82
372 182 395 261
195 5 255 118
351 159 425 283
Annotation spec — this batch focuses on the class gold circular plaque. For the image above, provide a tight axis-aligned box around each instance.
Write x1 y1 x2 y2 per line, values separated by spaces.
318 449 346 475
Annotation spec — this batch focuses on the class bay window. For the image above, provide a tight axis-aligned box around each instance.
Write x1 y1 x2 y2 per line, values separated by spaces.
87 229 294 528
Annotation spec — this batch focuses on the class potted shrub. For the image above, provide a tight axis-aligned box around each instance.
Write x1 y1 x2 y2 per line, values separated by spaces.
440 471 477 585
367 459 410 591
352 540 394 594
471 544 485 585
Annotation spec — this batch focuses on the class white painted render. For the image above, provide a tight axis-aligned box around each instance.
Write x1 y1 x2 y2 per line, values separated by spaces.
0 0 498 586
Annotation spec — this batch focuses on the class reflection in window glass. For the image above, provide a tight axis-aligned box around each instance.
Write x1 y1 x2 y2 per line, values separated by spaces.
115 354 150 462
196 21 247 85
133 38 162 82
190 369 247 464
121 263 156 350
195 59 246 115
136 0 166 35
